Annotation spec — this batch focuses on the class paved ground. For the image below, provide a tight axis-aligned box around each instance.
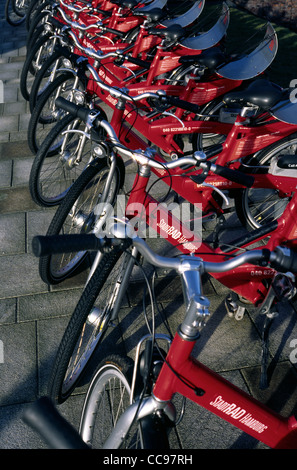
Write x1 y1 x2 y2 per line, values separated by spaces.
1 0 297 451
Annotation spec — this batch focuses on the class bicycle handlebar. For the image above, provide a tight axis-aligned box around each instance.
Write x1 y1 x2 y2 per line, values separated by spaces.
31 230 297 275
59 0 92 13
56 6 126 37
55 96 254 187
23 397 89 449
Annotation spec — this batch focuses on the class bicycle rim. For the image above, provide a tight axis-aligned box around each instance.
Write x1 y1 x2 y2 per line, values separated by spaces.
50 168 120 281
61 250 134 397
79 356 143 449
237 136 296 230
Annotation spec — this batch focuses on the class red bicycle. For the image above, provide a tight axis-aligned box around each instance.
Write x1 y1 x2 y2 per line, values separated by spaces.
30 226 297 448
32 109 297 407
27 21 279 206
23 0 202 100
25 0 229 109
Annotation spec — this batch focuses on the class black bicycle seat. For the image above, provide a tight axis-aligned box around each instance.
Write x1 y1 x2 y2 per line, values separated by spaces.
134 7 164 22
179 47 226 73
223 79 285 110
111 0 138 8
148 24 184 40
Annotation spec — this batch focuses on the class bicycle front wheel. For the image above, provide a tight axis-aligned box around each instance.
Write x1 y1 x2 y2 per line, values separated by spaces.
79 355 144 449
29 114 93 207
27 71 85 154
38 156 123 284
20 32 52 101
47 248 136 404
5 0 27 26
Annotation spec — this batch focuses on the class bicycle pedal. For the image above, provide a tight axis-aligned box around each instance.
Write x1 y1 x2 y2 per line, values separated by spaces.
225 292 246 320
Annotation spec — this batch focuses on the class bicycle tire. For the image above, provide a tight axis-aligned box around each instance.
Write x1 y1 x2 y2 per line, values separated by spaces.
192 97 229 152
47 247 135 404
234 132 297 231
29 47 71 112
25 0 44 30
26 22 47 52
5 0 26 25
79 355 146 449
20 32 52 101
38 155 124 283
27 71 84 154
29 113 91 207
26 1 52 47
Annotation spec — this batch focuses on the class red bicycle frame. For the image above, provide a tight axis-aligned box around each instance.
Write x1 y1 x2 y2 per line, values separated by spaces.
120 128 297 305
152 331 297 448
102 90 297 224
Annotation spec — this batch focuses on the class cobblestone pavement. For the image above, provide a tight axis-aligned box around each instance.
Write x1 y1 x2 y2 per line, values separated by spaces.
0 0 297 450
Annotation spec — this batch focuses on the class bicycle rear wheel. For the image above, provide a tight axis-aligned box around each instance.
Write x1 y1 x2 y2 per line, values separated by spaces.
234 133 296 230
47 247 136 404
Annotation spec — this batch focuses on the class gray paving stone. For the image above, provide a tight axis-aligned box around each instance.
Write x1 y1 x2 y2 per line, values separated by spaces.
1 84 18 103
0 186 40 213
0 253 48 298
0 322 37 405
0 402 46 449
9 130 29 142
0 68 19 82
26 208 57 253
0 61 25 73
0 132 10 142
0 140 32 160
11 156 34 186
18 288 83 322
3 100 27 116
0 114 18 132
242 361 297 417
0 160 12 188
19 113 31 132
0 297 16 324
0 212 26 255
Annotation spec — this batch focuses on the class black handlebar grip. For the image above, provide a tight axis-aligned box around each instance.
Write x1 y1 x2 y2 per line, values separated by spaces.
23 397 89 449
164 95 200 114
271 246 297 273
55 97 90 122
103 26 125 38
32 234 104 257
213 165 254 188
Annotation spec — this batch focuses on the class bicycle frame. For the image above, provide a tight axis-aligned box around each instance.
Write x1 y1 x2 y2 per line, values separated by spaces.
124 159 297 304
97 238 297 449
112 330 297 449
100 94 297 218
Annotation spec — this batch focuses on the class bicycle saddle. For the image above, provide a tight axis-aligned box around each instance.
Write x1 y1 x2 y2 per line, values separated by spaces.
223 79 284 110
179 47 227 72
148 24 185 40
133 8 164 22
111 0 138 8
